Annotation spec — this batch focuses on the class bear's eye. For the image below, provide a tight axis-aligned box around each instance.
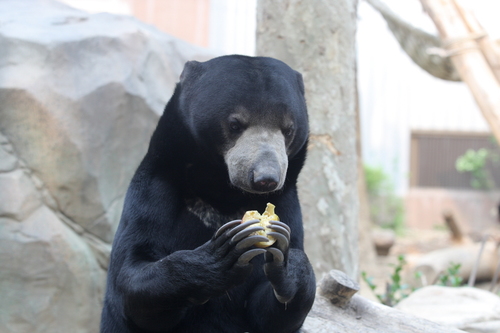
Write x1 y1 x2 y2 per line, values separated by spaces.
283 126 294 137
229 119 243 133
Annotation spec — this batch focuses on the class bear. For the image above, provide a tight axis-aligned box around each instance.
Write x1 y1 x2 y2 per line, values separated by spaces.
100 55 316 333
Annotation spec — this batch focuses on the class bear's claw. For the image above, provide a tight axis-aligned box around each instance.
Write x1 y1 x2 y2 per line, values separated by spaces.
214 220 242 238
269 220 291 233
231 226 265 244
237 248 266 265
266 247 284 263
267 232 289 252
235 235 270 250
268 225 290 240
227 219 260 238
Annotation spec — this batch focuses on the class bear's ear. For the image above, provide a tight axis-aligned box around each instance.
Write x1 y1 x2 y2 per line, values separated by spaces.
180 60 203 85
295 71 305 96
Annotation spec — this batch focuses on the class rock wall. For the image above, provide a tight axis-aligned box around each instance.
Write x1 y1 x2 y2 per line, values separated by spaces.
0 0 214 331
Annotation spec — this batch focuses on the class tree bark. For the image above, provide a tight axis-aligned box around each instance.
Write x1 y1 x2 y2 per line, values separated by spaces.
256 0 359 279
420 0 500 144
356 72 378 274
366 0 461 82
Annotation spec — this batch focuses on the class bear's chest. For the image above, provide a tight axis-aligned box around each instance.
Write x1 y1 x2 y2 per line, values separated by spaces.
185 196 246 229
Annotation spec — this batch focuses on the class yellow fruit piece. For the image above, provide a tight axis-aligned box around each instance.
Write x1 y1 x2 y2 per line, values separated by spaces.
241 203 279 248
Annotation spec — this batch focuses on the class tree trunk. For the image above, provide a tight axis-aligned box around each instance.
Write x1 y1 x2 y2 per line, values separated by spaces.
356 73 378 276
256 0 360 279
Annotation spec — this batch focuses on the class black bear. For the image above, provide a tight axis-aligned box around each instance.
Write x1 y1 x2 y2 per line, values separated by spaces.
100 55 316 333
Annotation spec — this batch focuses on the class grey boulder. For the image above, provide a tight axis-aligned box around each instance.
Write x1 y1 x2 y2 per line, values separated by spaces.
396 286 500 333
0 0 215 331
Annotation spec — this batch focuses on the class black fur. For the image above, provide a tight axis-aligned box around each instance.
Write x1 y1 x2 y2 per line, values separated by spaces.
100 55 316 333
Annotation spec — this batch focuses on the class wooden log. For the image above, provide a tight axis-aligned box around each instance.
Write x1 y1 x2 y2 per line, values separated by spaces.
452 0 500 82
318 269 360 308
442 211 463 242
303 270 467 331
302 293 466 332
407 241 498 286
419 0 500 144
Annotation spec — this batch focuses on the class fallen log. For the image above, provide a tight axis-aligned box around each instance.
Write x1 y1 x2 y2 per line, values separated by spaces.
302 270 465 332
406 241 498 286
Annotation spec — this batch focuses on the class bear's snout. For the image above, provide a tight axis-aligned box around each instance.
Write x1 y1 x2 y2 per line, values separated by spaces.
251 150 281 192
224 127 288 194
252 173 279 192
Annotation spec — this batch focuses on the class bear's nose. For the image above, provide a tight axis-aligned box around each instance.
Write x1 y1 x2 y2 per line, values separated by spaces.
251 173 279 192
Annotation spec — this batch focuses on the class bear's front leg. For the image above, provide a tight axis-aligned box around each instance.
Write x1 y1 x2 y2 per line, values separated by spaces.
185 219 269 304
119 219 268 331
243 220 316 333
264 221 315 304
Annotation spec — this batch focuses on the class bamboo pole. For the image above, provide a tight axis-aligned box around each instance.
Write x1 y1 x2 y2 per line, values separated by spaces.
452 0 500 83
419 0 500 144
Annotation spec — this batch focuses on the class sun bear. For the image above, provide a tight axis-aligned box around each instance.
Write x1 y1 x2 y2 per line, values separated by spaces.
100 55 316 333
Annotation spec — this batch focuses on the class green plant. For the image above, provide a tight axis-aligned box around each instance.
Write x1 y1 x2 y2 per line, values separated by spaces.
364 165 405 233
362 258 464 307
456 148 496 190
436 263 463 287
364 165 392 196
361 255 412 306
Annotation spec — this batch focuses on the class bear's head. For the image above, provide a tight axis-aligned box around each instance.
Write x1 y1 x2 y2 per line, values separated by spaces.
176 55 308 194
